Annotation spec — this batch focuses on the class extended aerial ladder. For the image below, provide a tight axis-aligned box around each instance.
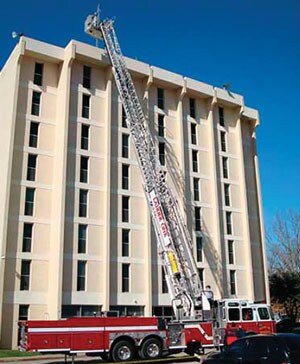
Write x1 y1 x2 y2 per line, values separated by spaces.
85 10 210 321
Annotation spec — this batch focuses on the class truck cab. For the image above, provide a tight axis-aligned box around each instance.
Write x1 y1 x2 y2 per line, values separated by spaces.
215 299 276 345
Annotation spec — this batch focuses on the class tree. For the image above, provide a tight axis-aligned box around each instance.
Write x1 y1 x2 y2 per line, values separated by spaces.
267 209 300 322
267 209 300 274
269 272 300 322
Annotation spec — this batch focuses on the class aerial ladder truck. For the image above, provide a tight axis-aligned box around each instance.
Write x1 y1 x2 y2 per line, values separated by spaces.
84 10 211 323
18 10 276 362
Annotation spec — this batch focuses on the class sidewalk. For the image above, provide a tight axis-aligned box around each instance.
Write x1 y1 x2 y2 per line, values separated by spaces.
0 354 70 362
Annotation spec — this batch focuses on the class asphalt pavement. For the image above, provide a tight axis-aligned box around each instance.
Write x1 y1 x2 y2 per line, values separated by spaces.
0 352 206 364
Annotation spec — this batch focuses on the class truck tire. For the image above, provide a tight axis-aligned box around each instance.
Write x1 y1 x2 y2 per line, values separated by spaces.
139 337 162 360
111 340 135 362
186 341 202 355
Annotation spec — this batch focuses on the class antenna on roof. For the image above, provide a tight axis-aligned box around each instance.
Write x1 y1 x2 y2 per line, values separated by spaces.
222 83 231 91
12 31 24 39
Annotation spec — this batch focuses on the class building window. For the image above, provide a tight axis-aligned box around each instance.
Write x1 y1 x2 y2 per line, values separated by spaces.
18 304 29 345
22 223 33 253
230 270 236 295
157 87 164 109
82 94 90 119
24 188 35 216
122 164 129 190
78 224 87 254
31 91 41 116
226 211 232 235
196 236 203 262
219 106 225 127
192 150 198 172
27 154 37 181
222 157 228 179
122 134 129 158
19 305 29 321
79 189 88 217
62 305 102 318
228 240 234 264
193 178 200 201
122 229 129 257
81 124 90 150
122 106 127 128
29 122 39 148
191 123 197 145
80 156 88 183
198 268 204 288
195 207 201 231
224 183 230 206
20 260 31 291
158 114 165 137
33 63 43 86
122 263 130 292
122 196 129 222
159 142 165 166
83 65 91 89
220 131 226 152
189 98 196 118
152 306 173 320
77 261 86 291
162 267 168 293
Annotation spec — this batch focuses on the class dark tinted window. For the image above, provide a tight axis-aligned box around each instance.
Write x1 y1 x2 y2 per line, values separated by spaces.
78 224 87 254
122 134 129 158
191 123 197 144
246 337 268 355
82 94 90 118
157 88 164 109
31 91 41 116
34 63 43 86
122 106 127 128
159 142 165 165
242 308 253 321
228 308 240 321
219 106 225 126
77 261 86 291
80 156 88 183
81 124 90 150
228 338 247 353
83 65 91 89
279 334 300 351
27 154 37 181
23 223 33 252
258 307 270 320
189 98 196 118
29 122 39 148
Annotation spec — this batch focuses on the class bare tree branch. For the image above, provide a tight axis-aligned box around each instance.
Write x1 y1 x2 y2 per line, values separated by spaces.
267 209 300 274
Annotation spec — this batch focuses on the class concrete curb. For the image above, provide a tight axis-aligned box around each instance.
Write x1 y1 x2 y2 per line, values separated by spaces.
0 354 66 362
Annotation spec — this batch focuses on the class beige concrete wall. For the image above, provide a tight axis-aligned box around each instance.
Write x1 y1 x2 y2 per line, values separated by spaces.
0 39 25 348
0 36 268 348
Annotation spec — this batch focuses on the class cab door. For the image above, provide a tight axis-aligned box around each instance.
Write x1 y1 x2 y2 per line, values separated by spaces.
256 305 275 334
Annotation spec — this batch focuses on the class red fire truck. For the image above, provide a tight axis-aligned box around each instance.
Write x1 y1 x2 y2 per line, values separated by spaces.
19 316 213 361
19 300 275 361
19 8 275 362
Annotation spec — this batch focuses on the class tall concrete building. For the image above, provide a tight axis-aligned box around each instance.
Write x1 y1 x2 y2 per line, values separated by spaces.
0 37 268 348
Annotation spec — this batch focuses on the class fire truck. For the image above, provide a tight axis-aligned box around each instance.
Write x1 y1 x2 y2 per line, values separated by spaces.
19 8 275 362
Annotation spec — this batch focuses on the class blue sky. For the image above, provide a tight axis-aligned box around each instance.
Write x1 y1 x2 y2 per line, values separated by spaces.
1 0 299 225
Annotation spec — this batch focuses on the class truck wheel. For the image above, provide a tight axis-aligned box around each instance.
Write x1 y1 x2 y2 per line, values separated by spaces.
111 340 135 362
186 341 202 355
139 338 162 359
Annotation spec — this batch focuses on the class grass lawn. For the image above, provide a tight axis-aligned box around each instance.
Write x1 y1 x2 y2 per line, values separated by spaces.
0 350 40 357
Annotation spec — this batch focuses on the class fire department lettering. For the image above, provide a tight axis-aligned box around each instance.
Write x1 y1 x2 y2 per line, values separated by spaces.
153 196 164 222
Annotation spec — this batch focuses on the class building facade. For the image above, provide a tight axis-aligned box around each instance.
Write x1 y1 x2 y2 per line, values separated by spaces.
0 37 269 348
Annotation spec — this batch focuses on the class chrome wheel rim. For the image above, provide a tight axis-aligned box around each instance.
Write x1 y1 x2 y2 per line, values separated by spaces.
118 345 131 360
147 343 159 357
